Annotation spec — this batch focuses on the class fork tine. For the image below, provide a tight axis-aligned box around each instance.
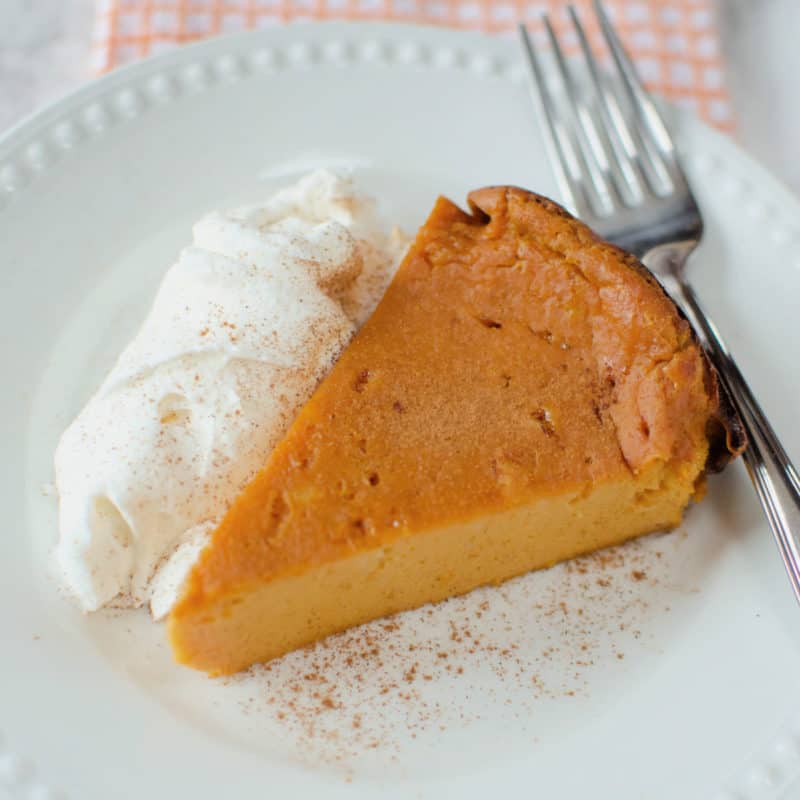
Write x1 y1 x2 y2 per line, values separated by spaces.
593 0 682 178
518 23 593 219
541 14 623 212
566 5 647 203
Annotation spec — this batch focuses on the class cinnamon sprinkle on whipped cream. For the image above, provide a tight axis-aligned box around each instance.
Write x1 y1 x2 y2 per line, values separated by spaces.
54 170 408 617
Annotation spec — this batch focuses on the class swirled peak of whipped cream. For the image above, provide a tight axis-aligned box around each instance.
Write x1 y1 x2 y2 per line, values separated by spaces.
54 170 408 618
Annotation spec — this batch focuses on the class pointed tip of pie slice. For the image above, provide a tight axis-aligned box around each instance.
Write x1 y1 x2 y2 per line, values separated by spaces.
168 185 745 675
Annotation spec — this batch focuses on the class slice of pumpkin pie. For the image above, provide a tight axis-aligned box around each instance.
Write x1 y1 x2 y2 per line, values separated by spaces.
168 186 743 675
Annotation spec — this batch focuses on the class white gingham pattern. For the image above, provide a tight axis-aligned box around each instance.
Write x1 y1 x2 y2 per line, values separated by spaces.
91 0 733 129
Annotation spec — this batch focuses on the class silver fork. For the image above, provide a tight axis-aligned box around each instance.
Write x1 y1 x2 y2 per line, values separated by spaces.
519 2 800 604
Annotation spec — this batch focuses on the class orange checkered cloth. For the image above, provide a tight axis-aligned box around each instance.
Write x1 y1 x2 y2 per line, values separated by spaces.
92 0 732 130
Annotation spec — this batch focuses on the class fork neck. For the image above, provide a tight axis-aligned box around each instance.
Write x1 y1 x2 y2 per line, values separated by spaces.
639 240 699 277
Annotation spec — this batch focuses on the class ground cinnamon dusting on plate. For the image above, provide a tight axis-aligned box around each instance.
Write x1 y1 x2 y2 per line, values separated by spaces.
225 534 686 767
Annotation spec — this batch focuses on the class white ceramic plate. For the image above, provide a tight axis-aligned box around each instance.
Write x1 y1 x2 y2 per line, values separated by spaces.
3 23 800 800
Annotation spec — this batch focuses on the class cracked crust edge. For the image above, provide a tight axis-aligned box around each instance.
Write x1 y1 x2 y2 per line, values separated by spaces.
466 185 747 475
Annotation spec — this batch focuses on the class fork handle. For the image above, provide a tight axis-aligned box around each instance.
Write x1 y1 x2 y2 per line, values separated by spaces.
672 272 800 603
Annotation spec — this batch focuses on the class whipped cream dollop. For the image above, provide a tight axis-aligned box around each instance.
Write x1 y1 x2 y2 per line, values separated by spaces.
54 170 407 618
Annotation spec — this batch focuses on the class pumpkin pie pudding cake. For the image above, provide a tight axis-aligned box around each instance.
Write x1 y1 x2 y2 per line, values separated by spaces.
54 171 744 675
